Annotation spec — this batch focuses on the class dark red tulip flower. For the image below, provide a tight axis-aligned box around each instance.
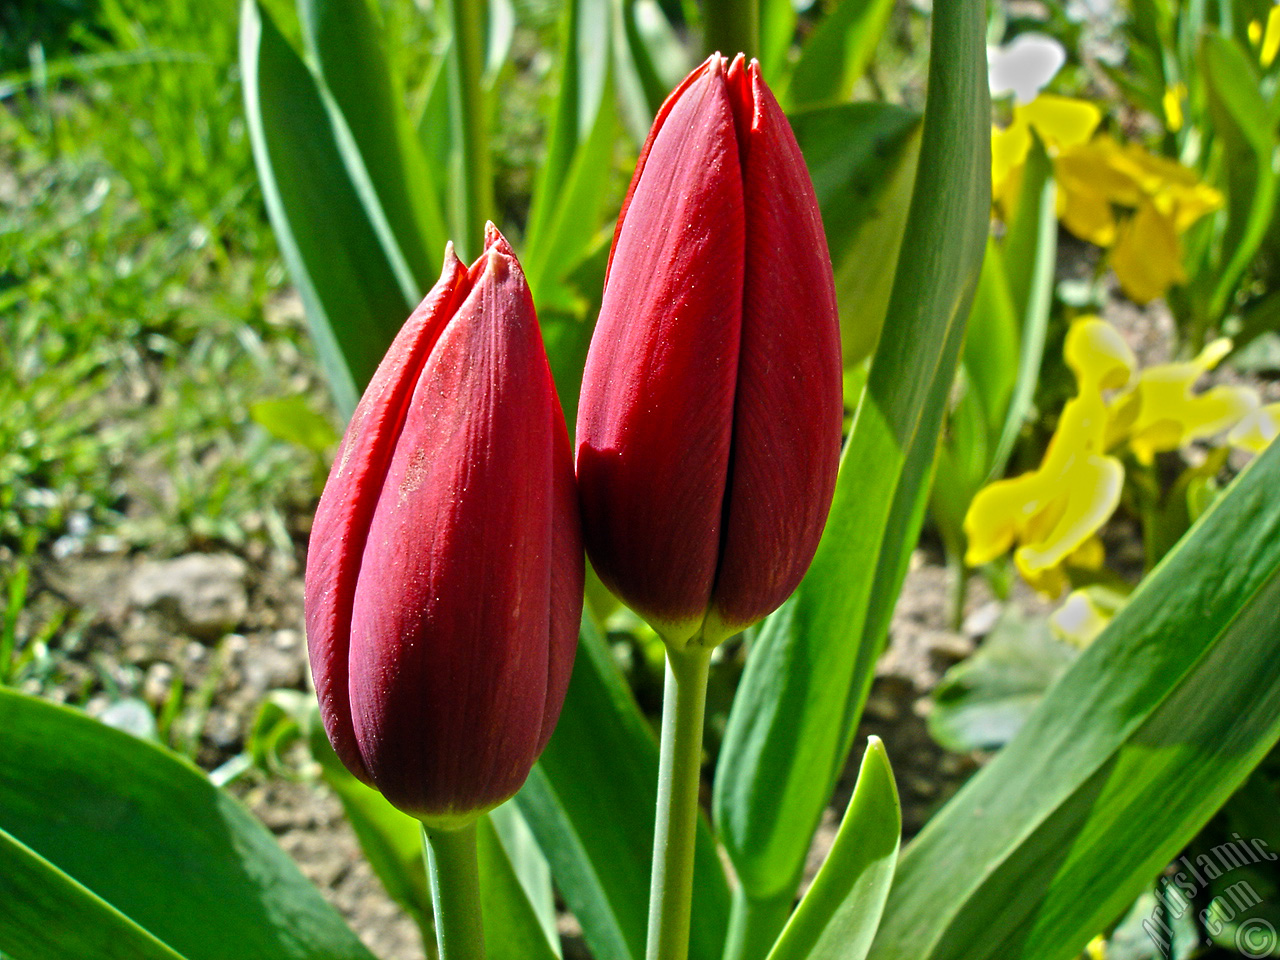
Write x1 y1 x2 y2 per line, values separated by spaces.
305 226 583 826
576 53 842 649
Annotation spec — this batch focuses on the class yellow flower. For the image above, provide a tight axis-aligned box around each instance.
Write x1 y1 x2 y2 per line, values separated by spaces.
1064 315 1135 391
1086 934 1107 960
965 388 1122 595
1107 339 1260 462
1055 138 1223 302
1163 83 1185 133
965 318 1132 595
1228 401 1280 453
1264 6 1280 67
992 95 1102 216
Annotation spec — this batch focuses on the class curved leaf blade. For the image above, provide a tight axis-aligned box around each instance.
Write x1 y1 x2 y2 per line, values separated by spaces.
869 440 1280 960
714 0 990 905
0 689 376 960
0 829 188 960
241 0 413 418
766 739 901 960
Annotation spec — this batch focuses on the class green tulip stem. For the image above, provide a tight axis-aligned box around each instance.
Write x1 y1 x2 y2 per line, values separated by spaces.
647 643 713 960
423 820 486 960
702 0 758 61
446 0 492 260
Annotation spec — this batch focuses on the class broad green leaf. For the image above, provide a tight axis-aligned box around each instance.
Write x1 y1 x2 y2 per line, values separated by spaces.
0 688 376 960
714 0 989 917
0 829 188 960
241 0 412 418
442 0 495 260
784 0 895 109
1200 32 1277 322
765 740 901 960
927 608 1078 753
518 615 730 960
789 102 922 369
868 440 1280 960
298 0 448 292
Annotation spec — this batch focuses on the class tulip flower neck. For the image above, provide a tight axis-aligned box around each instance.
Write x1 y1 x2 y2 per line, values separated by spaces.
423 820 486 960
647 644 713 960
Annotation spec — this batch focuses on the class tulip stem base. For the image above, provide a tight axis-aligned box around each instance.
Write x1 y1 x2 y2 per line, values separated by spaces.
423 820 486 960
647 644 713 960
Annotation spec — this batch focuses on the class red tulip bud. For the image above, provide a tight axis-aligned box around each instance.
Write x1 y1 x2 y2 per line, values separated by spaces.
576 54 842 648
305 226 583 825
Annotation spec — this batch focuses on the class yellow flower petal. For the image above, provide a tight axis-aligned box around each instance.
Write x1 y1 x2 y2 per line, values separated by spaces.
967 390 1122 596
1015 95 1103 151
1251 19 1264 47
1015 453 1123 587
1110 202 1185 303
1065 316 1135 392
992 120 1032 215
1163 83 1185 132
1117 340 1260 460
1264 5 1280 67
1228 401 1280 453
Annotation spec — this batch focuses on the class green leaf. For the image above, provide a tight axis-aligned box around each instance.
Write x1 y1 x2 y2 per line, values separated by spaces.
788 102 922 369
478 807 561 960
249 396 339 454
1199 32 1278 322
758 0 797 84
298 0 449 292
0 688 375 960
927 608 1078 753
765 739 900 960
518 615 730 960
714 0 989 914
241 0 413 418
784 0 896 109
612 0 686 145
0 829 188 960
987 134 1054 475
868 440 1280 960
524 0 619 311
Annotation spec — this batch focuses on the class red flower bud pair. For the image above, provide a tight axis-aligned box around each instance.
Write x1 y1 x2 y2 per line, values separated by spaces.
305 54 841 819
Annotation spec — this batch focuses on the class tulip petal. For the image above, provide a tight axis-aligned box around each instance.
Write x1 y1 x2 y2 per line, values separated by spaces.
704 59 843 642
347 235 565 820
305 249 469 783
576 55 746 644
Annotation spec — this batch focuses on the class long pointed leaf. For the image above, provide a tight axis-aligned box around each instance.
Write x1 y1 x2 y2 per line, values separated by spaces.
869 440 1280 960
241 0 413 418
714 0 989 910
765 740 901 960
299 0 449 291
0 829 188 960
